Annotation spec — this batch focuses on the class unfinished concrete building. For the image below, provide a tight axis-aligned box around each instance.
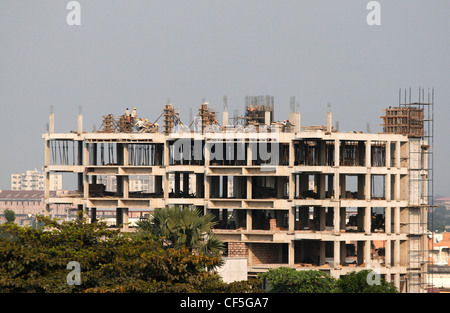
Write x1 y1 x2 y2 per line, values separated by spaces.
43 91 433 293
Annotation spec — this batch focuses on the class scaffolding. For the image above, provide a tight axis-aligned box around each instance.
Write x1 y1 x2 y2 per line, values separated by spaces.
399 87 434 293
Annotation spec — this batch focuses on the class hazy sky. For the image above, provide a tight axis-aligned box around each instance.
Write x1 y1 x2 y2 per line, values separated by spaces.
0 1 448 196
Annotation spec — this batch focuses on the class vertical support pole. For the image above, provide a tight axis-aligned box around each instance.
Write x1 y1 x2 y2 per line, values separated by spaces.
386 206 392 234
319 241 326 266
334 205 340 234
394 207 400 234
365 240 371 266
334 240 340 269
288 240 295 266
365 206 371 235
246 209 252 231
385 239 391 268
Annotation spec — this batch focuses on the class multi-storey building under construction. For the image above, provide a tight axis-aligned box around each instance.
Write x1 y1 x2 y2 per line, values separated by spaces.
43 92 434 293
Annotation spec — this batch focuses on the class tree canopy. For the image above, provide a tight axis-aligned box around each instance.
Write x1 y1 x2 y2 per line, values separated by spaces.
135 205 225 258
259 267 398 293
0 215 259 293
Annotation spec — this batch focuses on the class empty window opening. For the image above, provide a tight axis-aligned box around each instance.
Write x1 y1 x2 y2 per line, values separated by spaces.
340 141 365 166
371 175 386 199
169 172 196 198
371 142 386 167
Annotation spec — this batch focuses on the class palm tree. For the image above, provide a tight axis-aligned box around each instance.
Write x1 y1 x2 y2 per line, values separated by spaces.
136 205 225 257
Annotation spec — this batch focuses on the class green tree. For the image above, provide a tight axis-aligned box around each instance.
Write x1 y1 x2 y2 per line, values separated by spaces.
135 205 225 258
0 215 259 293
335 270 397 293
3 209 15 223
259 267 336 293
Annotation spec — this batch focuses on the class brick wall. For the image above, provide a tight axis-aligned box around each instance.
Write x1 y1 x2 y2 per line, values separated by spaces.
228 242 248 258
251 243 283 264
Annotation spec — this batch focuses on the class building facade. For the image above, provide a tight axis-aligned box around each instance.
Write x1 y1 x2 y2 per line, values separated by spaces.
11 169 62 191
42 100 431 293
0 190 73 225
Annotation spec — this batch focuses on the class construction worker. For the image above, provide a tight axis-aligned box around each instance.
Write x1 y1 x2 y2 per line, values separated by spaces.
136 118 145 130
125 108 131 122
131 107 137 124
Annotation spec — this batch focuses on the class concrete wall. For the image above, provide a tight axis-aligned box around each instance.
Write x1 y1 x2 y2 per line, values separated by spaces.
217 257 248 283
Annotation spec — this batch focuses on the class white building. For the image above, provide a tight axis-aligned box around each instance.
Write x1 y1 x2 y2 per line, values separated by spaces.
11 169 62 191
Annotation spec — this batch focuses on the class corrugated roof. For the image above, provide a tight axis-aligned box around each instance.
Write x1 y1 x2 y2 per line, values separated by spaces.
0 190 57 200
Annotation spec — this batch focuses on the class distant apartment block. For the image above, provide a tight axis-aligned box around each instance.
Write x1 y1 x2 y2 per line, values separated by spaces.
11 169 62 191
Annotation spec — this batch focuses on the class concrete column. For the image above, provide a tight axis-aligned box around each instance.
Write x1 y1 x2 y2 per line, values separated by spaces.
394 273 400 291
289 141 295 167
204 175 210 200
365 207 371 235
395 173 401 201
246 209 252 231
396 141 401 168
164 173 169 199
83 172 89 199
265 111 271 126
385 206 392 234
394 239 400 267
248 243 253 267
320 241 326 266
247 176 252 199
123 176 129 198
386 141 391 167
365 240 371 266
288 241 295 266
334 170 340 200
123 208 129 229
365 171 371 200
164 141 170 166
223 110 229 126
49 112 55 134
334 240 340 269
386 173 391 201
247 142 253 166
289 206 295 232
289 174 295 200
123 143 129 166
334 139 340 167
385 239 391 268
78 112 83 134
334 206 340 233
394 207 400 234
366 140 372 167
327 111 332 133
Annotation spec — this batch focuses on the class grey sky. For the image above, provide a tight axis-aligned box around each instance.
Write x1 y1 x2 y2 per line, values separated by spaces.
0 0 448 196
